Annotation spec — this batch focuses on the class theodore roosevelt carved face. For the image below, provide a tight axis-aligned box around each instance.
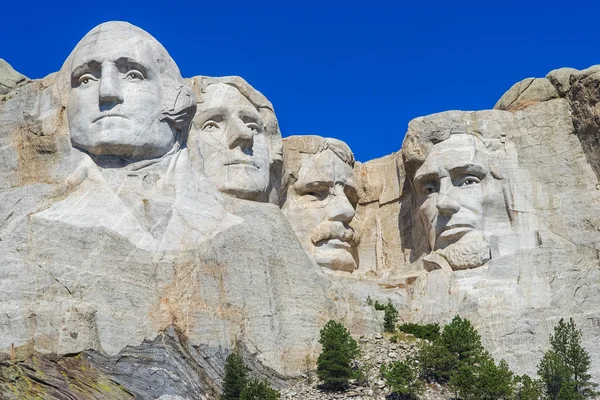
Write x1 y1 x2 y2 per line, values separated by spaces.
281 137 359 272
66 22 193 161
191 83 271 201
414 134 493 270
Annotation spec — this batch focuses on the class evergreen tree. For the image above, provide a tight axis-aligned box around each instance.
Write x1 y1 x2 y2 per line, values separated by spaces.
222 352 248 400
383 300 399 333
240 378 280 400
537 318 598 399
450 355 514 400
417 339 457 383
380 360 424 399
513 374 543 400
316 320 360 390
441 315 485 364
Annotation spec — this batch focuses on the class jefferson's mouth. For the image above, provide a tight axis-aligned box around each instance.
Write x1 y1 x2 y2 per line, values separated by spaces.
93 113 129 122
224 160 259 168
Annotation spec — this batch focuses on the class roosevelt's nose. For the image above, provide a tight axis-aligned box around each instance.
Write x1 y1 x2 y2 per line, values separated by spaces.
436 179 460 216
99 62 124 106
227 118 255 152
327 185 355 223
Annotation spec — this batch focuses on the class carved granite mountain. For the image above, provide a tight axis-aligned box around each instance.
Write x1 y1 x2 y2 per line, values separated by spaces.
0 21 599 399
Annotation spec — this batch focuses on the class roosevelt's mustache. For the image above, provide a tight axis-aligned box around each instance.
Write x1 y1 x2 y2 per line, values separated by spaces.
311 222 360 247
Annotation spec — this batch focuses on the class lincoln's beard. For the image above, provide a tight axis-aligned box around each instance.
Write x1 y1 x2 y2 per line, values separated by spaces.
437 231 491 270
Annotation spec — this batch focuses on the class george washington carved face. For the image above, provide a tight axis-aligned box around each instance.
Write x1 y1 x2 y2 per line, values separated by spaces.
65 22 192 161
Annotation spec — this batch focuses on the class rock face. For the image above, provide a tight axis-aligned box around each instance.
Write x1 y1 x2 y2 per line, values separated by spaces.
0 59 28 95
1 21 600 398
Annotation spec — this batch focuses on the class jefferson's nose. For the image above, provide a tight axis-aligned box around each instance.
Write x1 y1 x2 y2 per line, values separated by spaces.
436 180 460 216
327 185 355 223
99 62 124 105
227 118 255 152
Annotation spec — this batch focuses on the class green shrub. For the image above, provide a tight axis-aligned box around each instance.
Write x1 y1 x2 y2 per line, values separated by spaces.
373 300 386 311
513 374 543 400
222 353 248 400
383 301 399 333
316 320 360 391
450 356 514 400
538 318 598 399
398 322 441 341
416 315 486 384
440 315 484 364
240 378 279 400
417 339 457 383
380 360 424 399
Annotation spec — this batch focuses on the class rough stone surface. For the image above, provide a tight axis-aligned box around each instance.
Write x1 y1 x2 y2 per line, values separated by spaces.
0 59 28 96
1 21 600 399
494 77 558 111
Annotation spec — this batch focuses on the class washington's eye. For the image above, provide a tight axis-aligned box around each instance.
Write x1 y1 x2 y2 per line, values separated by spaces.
201 120 220 132
78 73 96 86
458 176 481 187
125 70 144 81
246 122 260 133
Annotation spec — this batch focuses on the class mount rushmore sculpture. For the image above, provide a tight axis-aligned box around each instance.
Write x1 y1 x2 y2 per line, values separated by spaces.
0 21 599 399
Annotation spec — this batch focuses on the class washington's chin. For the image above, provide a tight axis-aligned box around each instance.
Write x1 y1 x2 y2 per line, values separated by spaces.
313 243 357 272
70 124 174 159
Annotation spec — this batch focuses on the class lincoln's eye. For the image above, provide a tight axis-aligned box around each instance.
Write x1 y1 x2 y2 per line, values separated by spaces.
422 182 437 196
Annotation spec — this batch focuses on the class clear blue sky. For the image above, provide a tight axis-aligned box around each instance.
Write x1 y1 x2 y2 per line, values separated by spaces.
1 0 598 162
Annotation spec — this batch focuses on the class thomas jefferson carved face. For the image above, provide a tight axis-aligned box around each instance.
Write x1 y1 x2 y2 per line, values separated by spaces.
67 25 174 160
414 134 492 269
282 146 359 272
191 83 271 201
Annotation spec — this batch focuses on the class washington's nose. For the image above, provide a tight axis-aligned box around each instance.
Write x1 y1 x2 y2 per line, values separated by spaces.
99 63 124 106
227 118 255 152
436 182 461 216
327 186 355 223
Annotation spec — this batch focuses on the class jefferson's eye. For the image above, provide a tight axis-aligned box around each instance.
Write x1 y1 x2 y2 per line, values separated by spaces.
458 177 481 187
125 70 144 81
246 123 260 133
78 73 96 86
201 121 220 132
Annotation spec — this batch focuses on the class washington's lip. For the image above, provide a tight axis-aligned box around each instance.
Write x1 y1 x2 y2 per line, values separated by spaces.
224 159 259 168
93 113 129 123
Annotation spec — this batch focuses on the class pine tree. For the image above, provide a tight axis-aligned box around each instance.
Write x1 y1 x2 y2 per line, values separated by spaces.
513 374 543 400
316 320 360 391
222 352 248 400
380 360 424 399
537 318 598 399
240 378 280 400
450 355 514 400
441 315 484 364
383 300 399 333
